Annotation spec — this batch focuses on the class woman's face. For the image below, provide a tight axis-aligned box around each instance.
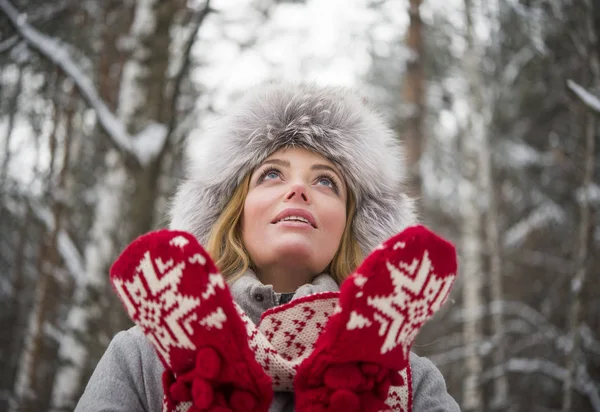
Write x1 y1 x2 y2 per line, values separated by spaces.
242 147 347 279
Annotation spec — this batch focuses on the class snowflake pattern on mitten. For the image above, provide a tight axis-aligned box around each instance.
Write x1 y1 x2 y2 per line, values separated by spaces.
294 225 458 412
109 230 273 412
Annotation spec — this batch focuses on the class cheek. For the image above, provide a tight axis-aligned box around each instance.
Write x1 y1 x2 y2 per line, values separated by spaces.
242 191 269 240
242 195 258 236
322 199 347 240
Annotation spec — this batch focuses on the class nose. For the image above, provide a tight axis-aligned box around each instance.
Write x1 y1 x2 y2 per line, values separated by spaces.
285 183 310 203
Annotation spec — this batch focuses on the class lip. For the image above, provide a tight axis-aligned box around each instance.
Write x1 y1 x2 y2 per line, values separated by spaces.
271 208 317 228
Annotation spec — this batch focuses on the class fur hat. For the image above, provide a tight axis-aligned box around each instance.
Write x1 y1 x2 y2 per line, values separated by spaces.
169 82 417 255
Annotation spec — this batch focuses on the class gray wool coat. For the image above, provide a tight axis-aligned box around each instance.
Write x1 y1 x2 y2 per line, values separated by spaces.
75 272 460 412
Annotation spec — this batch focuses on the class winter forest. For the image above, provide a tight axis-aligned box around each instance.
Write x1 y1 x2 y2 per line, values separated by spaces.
0 0 598 411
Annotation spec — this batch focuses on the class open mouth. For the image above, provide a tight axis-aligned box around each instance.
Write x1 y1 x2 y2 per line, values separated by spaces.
274 216 313 226
271 209 317 228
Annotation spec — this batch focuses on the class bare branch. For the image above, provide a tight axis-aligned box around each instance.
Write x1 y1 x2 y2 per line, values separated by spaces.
0 0 166 167
482 358 600 412
166 0 213 144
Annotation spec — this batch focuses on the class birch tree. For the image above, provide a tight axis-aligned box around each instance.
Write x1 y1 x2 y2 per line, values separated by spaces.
562 3 599 409
460 0 484 409
9 75 75 412
49 0 202 408
401 0 426 198
482 2 508 409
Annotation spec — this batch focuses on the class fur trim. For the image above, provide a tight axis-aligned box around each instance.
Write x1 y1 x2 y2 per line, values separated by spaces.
169 82 417 255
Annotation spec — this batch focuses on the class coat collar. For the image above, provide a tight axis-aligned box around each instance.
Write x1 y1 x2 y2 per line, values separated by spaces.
229 270 339 325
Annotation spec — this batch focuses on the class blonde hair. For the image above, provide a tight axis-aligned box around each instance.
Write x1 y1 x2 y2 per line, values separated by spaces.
206 173 363 285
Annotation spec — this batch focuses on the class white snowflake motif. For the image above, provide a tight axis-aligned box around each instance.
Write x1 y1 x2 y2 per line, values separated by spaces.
407 299 430 325
365 249 435 355
397 321 418 351
138 298 163 329
169 235 190 249
347 311 373 330
112 245 201 365
423 275 443 303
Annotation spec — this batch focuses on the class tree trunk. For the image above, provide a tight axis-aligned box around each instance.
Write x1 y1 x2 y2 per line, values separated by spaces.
484 153 508 410
562 103 596 412
481 1 508 408
562 4 598 410
10 237 55 412
49 1 182 409
461 0 484 410
10 94 67 412
0 63 23 195
49 150 128 411
1 205 32 397
0 64 26 395
402 0 425 198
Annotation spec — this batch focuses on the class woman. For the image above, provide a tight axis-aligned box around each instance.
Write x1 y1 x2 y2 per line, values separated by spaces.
75 83 460 411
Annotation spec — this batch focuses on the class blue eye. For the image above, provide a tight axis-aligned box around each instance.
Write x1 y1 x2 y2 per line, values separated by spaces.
258 168 281 183
316 174 339 193
318 177 334 187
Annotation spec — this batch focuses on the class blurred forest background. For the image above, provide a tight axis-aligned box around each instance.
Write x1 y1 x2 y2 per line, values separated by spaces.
0 0 599 411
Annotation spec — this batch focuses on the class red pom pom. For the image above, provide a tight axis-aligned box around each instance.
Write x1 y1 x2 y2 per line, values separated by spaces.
360 362 381 376
329 389 360 412
192 378 214 409
375 367 388 383
361 392 389 411
359 374 375 391
170 379 192 402
208 406 232 412
196 346 222 379
229 389 257 412
324 364 362 390
375 377 391 400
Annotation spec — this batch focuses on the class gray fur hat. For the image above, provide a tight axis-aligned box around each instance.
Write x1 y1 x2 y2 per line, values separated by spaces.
169 82 417 255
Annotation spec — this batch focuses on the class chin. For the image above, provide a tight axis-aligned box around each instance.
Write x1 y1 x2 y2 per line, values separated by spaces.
271 241 317 264
273 243 312 259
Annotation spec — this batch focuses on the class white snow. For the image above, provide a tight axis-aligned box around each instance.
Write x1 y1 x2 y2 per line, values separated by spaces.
567 79 600 114
497 140 544 168
132 122 168 166
502 46 536 85
576 183 600 205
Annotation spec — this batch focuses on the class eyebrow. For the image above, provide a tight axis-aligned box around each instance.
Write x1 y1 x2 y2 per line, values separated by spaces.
262 159 289 167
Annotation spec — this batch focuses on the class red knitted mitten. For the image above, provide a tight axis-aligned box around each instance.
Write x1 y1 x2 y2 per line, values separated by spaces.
294 225 457 412
109 230 273 412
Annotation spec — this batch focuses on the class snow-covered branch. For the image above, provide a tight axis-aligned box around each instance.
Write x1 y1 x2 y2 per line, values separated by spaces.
502 46 536 86
482 358 600 411
450 300 600 358
0 0 167 167
503 202 566 249
28 201 86 285
567 79 600 114
0 35 19 54
5 193 85 285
